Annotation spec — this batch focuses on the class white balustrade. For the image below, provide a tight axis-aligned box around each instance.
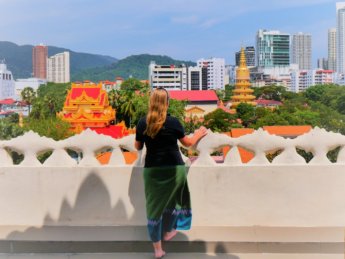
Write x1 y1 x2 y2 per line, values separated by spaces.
1 127 345 166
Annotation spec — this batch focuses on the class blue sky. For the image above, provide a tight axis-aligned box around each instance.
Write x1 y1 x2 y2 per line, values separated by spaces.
0 0 340 66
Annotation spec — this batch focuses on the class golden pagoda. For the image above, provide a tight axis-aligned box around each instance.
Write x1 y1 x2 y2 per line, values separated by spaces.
57 81 115 131
231 47 256 108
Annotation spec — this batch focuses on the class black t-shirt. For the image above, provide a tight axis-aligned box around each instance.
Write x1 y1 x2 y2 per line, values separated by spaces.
135 115 185 168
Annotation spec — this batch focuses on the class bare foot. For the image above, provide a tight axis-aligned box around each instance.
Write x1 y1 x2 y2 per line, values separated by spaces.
154 249 166 258
163 229 177 241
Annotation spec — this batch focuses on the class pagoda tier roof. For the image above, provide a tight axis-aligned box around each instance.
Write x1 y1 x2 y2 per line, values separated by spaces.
231 101 257 107
231 95 256 100
233 89 254 93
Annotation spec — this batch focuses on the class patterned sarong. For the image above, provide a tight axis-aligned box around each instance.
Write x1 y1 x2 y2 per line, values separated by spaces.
143 165 192 242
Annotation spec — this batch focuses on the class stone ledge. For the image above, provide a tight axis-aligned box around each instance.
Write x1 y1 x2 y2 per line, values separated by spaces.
0 240 343 254
0 226 343 242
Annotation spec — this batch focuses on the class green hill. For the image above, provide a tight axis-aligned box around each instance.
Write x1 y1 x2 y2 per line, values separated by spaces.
0 41 117 79
72 54 196 81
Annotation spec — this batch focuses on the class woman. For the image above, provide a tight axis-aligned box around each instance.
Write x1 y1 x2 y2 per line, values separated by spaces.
135 87 207 258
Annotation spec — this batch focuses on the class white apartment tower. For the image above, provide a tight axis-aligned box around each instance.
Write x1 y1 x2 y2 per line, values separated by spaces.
328 28 337 71
0 61 15 100
47 52 70 83
197 58 225 90
337 2 345 73
292 32 312 70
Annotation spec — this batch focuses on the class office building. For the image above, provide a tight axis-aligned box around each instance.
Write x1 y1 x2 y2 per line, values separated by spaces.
47 52 70 83
32 44 48 79
188 66 204 90
328 28 336 71
0 61 15 100
197 58 225 90
337 2 345 73
149 61 188 90
235 46 255 67
292 32 312 70
317 58 328 69
256 29 290 68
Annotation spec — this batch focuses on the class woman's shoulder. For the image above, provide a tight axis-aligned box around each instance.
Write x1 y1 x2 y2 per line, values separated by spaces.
166 115 182 125
137 116 147 127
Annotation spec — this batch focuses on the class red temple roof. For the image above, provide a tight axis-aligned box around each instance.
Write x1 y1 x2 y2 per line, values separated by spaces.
169 90 219 102
70 88 101 100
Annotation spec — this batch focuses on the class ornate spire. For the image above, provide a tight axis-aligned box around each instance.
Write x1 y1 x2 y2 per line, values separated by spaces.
239 47 247 68
230 47 256 108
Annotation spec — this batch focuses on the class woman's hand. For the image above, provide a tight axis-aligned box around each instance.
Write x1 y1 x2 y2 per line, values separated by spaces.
179 126 208 147
194 126 208 139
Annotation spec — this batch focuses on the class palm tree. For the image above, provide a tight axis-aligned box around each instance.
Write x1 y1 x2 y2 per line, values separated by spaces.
21 87 36 114
121 92 136 127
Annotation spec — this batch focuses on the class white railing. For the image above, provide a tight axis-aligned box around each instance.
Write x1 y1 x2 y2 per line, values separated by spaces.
0 127 344 167
1 127 345 242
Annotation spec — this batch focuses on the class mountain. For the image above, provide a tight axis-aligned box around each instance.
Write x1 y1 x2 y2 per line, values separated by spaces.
71 54 196 81
0 41 117 79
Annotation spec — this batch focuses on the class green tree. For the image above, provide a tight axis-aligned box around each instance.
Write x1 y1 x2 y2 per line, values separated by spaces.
120 78 145 91
204 108 237 132
0 118 24 140
336 93 345 114
254 85 287 101
224 84 235 102
24 117 74 140
167 99 186 123
236 103 255 127
21 87 36 114
304 84 332 103
120 91 136 127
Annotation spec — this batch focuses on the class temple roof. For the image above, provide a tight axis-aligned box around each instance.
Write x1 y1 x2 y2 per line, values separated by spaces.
169 90 219 102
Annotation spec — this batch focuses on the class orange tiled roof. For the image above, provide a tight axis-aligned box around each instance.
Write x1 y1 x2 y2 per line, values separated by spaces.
263 125 312 136
97 151 137 165
230 128 255 138
223 129 255 163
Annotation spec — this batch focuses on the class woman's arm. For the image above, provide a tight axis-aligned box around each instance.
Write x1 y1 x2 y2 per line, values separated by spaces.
179 126 208 147
135 140 144 150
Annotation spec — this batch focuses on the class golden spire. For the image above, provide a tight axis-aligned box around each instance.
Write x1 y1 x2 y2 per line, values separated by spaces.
230 47 256 108
239 47 247 68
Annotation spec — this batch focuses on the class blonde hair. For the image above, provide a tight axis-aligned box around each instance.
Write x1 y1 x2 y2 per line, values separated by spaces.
145 88 169 138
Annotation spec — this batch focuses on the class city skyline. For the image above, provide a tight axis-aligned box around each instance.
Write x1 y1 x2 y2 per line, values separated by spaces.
0 0 341 66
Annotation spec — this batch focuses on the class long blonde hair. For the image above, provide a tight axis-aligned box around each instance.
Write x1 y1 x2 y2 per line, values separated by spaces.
145 88 169 138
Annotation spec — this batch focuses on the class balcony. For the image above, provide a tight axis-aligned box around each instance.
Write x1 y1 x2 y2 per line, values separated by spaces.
0 128 345 258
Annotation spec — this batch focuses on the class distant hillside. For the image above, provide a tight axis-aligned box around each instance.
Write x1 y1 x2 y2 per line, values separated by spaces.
72 54 196 81
0 41 117 79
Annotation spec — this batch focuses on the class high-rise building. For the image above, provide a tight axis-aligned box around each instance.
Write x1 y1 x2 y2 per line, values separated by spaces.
337 2 345 73
32 44 48 79
292 32 312 70
197 58 225 90
0 61 15 100
235 46 255 67
149 61 188 90
328 28 336 71
256 29 290 68
188 66 205 90
317 58 328 69
47 52 70 83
